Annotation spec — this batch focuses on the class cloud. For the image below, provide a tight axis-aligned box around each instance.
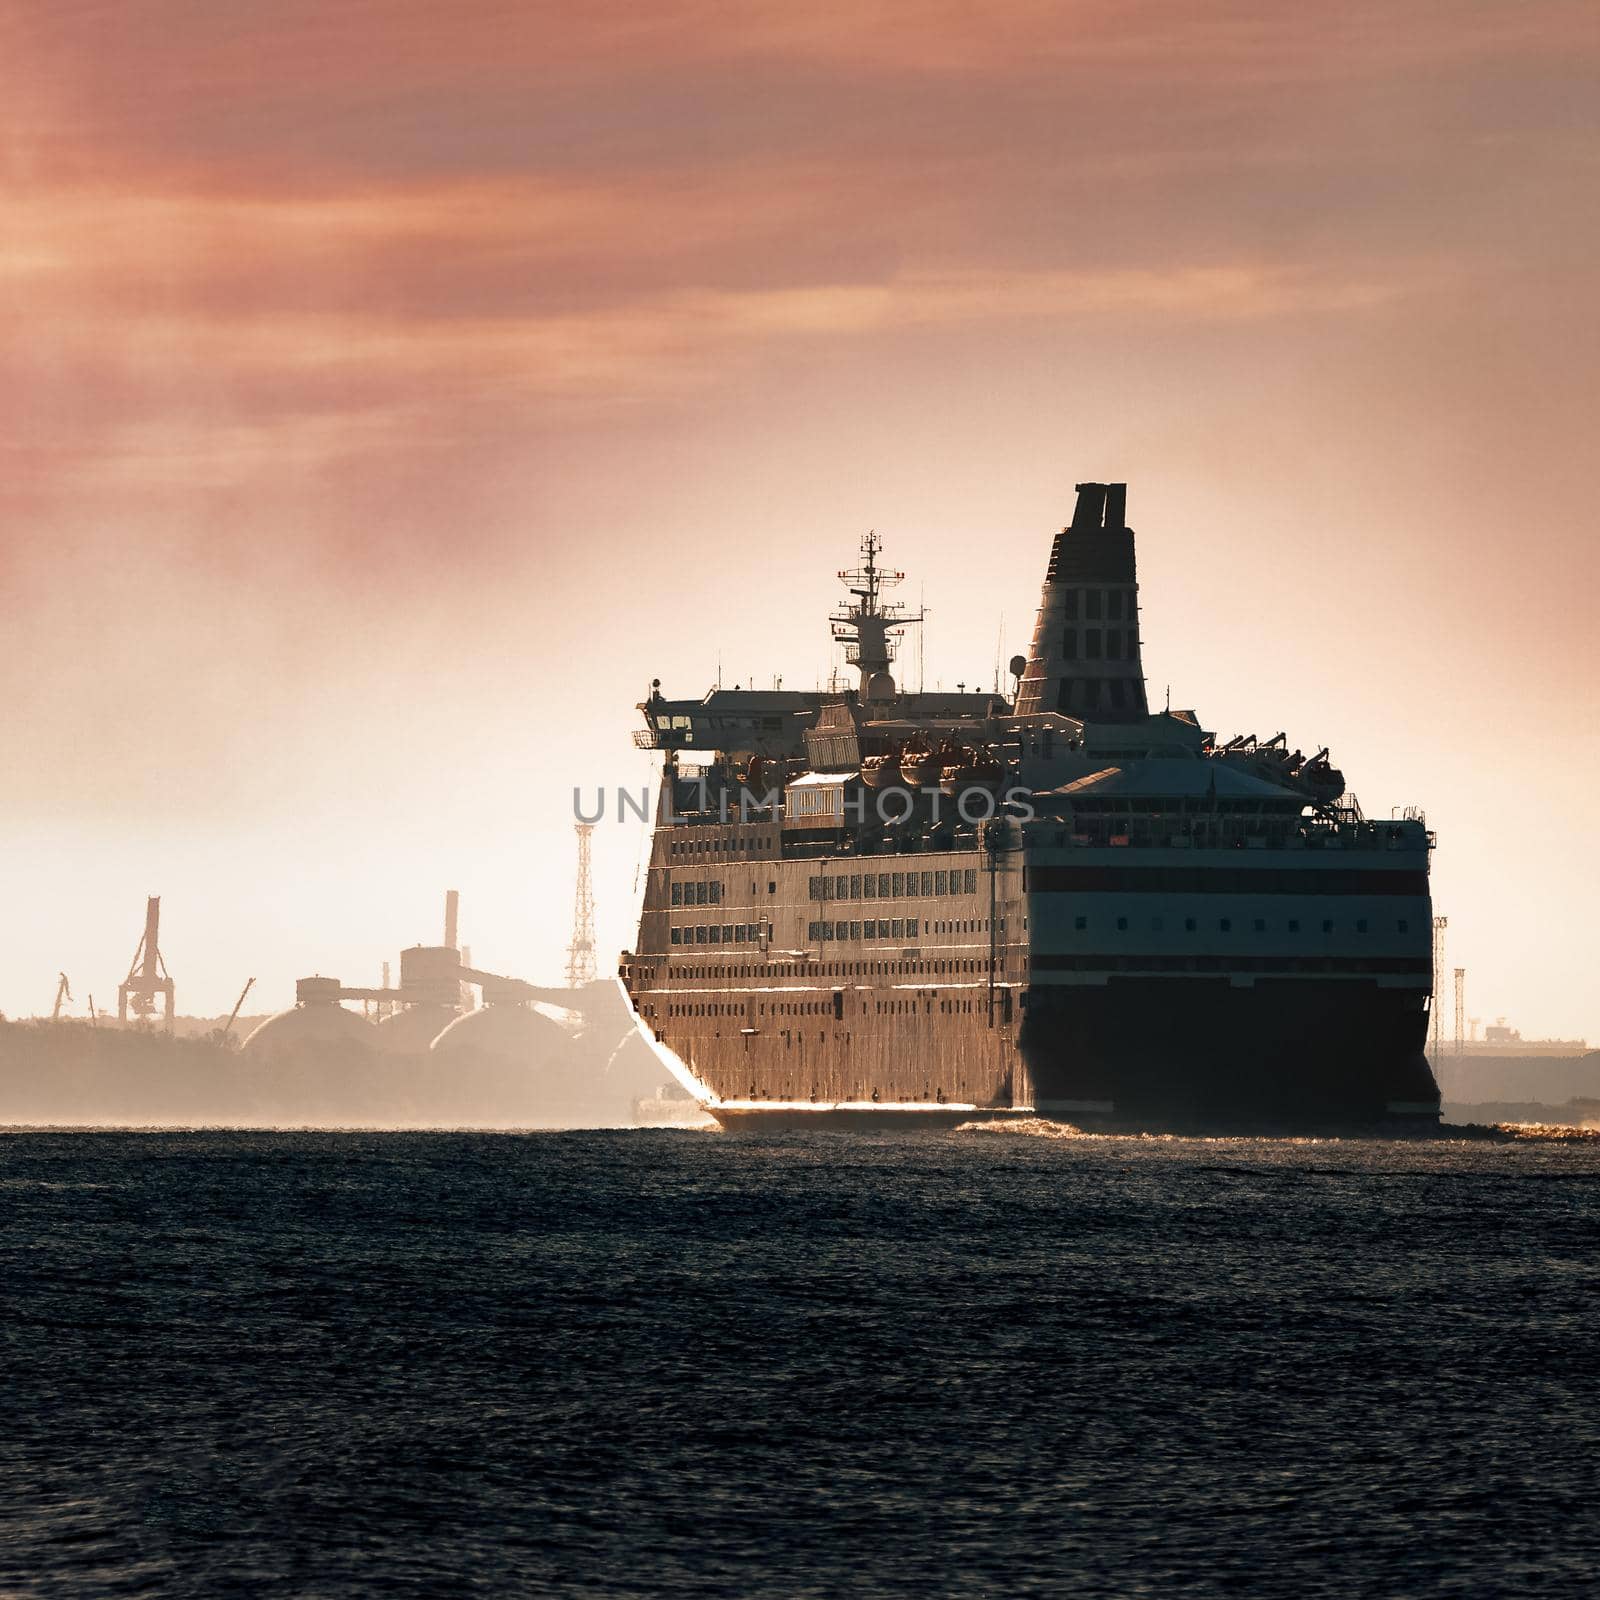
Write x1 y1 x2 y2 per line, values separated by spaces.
3 177 1431 506
0 0 1591 544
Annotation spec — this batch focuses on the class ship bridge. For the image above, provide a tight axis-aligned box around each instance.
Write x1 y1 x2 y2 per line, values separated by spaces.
634 686 826 757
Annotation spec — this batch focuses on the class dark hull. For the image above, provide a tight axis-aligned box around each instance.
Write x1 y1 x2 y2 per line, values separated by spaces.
1021 976 1440 1131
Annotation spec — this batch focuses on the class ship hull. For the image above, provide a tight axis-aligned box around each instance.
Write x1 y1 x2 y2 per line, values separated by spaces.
1021 976 1440 1131
621 976 1440 1134
706 1103 1031 1132
619 781 1442 1136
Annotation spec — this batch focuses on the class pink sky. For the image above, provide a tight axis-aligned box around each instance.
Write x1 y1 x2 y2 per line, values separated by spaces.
3 1 1597 1037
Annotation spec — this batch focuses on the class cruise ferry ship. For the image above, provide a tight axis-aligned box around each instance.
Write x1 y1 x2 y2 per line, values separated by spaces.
618 484 1441 1130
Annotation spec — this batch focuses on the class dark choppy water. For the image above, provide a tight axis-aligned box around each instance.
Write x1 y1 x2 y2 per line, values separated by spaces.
3 1125 1599 1598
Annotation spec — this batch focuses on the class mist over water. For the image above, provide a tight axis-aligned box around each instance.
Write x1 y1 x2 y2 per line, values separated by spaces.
4 1127 1598 1597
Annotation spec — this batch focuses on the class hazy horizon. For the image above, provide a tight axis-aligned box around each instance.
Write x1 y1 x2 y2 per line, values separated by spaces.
4 1 1596 1040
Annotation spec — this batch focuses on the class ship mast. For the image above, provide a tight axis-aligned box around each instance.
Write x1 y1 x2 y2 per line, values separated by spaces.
829 532 924 702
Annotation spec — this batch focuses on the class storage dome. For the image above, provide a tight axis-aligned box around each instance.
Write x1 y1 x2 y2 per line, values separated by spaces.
375 1003 459 1055
430 1003 567 1063
242 998 377 1061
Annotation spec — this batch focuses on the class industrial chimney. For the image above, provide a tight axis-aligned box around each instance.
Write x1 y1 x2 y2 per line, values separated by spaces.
1013 482 1149 722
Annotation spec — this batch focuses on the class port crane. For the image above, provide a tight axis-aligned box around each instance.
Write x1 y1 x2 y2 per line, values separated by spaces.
119 896 175 1031
217 978 256 1046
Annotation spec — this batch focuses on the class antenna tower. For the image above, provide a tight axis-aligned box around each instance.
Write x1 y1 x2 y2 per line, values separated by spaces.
566 823 597 987
830 531 924 702
1429 916 1448 1057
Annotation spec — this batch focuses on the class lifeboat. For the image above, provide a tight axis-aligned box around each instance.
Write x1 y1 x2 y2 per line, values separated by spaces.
897 740 942 788
938 746 973 793
1303 760 1346 804
860 752 897 790
940 747 1004 795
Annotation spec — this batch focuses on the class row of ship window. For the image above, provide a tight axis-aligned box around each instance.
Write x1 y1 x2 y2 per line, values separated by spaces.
649 958 1002 980
672 924 757 945
663 998 982 1017
1061 587 1133 622
1060 627 1139 663
670 919 915 945
810 869 979 900
807 917 1003 942
670 917 1004 946
666 835 775 857
1056 678 1144 713
1076 915 1412 934
670 880 724 905
810 919 914 942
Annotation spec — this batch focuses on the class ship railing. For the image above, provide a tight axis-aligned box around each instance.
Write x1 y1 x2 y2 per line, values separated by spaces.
668 806 783 826
779 827 985 861
1027 817 1430 853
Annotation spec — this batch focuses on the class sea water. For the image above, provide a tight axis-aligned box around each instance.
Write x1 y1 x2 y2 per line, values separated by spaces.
3 1124 1597 1597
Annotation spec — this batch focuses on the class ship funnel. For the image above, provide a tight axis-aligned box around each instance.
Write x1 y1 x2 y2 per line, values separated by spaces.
1071 483 1106 529
1014 482 1148 722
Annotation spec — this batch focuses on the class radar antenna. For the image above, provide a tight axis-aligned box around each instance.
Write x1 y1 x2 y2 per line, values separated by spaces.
829 531 924 702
